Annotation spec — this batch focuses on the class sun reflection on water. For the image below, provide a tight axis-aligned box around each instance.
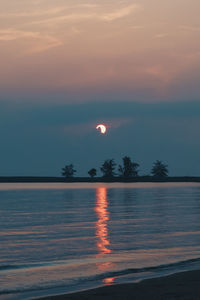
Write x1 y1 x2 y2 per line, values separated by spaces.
95 187 115 285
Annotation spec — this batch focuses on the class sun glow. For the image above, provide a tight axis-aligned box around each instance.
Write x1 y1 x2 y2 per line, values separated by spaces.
95 187 111 254
95 187 116 285
103 277 115 285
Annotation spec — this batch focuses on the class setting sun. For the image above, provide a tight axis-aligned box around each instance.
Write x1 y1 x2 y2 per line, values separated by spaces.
96 124 107 134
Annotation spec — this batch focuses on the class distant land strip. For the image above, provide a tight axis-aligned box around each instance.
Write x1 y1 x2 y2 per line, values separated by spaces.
0 176 200 183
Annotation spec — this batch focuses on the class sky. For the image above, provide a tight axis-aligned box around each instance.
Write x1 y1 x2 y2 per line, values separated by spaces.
0 0 200 176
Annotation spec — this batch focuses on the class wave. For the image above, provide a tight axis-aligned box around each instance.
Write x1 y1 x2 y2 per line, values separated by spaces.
0 259 74 271
1 257 200 295
93 257 200 280
1 256 200 273
0 262 48 271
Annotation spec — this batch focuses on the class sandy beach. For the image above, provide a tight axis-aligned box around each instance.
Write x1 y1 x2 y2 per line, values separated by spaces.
34 270 200 300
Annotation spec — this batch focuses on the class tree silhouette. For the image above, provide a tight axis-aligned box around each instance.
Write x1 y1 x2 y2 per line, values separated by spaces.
100 159 116 177
118 156 139 177
62 164 76 178
88 168 97 178
151 160 168 177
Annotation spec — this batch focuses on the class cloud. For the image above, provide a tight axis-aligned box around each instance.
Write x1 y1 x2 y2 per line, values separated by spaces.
0 7 66 18
2 100 199 128
3 3 138 24
31 13 95 25
101 4 141 22
75 3 99 9
31 4 141 26
28 35 63 53
57 117 132 136
0 3 99 19
154 33 169 39
0 2 142 55
179 25 200 32
0 29 40 41
1 100 200 176
0 29 62 53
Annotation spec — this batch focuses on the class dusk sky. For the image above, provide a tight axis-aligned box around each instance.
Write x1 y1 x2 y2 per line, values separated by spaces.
0 0 200 176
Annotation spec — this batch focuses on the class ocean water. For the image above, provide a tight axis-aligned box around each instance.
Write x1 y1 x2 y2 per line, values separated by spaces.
0 182 200 300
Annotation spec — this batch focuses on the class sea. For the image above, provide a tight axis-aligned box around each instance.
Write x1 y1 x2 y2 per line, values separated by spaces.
0 182 200 300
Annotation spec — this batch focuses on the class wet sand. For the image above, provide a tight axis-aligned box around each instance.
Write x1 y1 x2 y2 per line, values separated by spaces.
34 270 200 300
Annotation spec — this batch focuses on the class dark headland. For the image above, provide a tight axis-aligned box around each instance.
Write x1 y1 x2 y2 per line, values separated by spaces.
0 176 200 183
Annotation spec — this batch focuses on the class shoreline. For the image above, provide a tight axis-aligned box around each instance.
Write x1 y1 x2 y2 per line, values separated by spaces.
0 176 200 183
33 269 200 300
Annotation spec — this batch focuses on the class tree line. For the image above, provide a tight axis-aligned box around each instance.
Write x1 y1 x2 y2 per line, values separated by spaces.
61 157 168 178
